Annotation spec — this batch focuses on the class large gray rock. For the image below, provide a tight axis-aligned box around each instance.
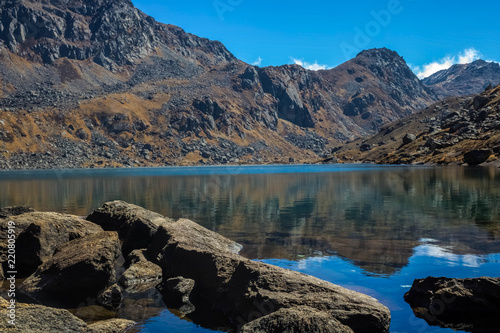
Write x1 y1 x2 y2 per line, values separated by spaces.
87 201 173 256
10 212 103 277
404 276 500 332
20 231 121 307
240 306 354 333
148 218 390 333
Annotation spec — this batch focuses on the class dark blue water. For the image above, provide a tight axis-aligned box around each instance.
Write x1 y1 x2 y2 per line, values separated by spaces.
1 164 499 333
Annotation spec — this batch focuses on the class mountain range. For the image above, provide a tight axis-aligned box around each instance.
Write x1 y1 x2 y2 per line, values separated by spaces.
0 0 499 169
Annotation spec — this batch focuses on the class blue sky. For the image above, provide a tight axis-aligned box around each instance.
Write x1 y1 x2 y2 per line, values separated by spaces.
131 0 499 78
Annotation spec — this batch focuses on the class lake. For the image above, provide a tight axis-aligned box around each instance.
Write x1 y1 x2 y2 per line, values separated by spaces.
1 164 499 333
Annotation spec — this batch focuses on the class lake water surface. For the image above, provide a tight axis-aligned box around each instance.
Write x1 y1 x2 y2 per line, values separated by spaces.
1 164 499 333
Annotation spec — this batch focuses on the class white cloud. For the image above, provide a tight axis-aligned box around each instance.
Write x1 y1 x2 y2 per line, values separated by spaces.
251 56 262 66
413 48 482 79
292 58 330 71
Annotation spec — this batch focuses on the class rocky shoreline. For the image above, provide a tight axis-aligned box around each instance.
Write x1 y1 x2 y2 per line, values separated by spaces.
1 201 391 332
1 202 499 332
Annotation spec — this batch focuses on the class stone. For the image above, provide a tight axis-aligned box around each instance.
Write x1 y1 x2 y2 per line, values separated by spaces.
86 318 136 333
148 218 390 332
463 149 492 165
87 200 173 256
10 212 103 277
163 276 196 314
0 297 88 333
119 249 162 291
402 133 416 145
404 276 500 332
20 231 121 307
240 306 354 333
97 283 123 310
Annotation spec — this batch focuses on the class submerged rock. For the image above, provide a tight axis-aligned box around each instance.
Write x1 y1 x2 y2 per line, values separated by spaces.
148 218 390 332
404 276 500 332
87 200 174 256
20 231 121 307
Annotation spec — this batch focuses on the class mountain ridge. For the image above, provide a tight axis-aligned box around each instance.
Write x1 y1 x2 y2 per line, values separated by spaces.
423 60 500 99
0 0 485 170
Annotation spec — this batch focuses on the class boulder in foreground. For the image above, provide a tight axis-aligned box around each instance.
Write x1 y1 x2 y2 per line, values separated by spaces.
20 231 121 307
149 218 391 332
87 200 174 256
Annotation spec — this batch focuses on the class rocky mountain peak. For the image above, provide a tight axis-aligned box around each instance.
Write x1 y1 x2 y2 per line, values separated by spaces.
423 60 500 99
0 0 235 70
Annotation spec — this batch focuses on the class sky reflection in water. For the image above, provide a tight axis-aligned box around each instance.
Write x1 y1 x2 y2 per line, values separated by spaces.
1 165 499 332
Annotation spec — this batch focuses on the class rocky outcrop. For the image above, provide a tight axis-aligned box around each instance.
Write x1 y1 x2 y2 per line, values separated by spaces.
148 218 390 332
86 200 173 256
12 212 103 277
20 231 121 307
423 60 500 99
404 276 500 332
259 65 315 128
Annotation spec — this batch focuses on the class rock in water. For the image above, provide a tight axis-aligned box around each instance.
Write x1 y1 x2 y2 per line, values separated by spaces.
20 231 121 307
148 218 390 332
463 149 492 165
404 276 500 331
87 200 174 256
11 212 103 277
239 306 354 333
119 249 162 292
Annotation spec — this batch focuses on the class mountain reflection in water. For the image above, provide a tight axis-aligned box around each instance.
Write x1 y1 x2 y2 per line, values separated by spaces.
2 165 498 276
1 164 500 333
